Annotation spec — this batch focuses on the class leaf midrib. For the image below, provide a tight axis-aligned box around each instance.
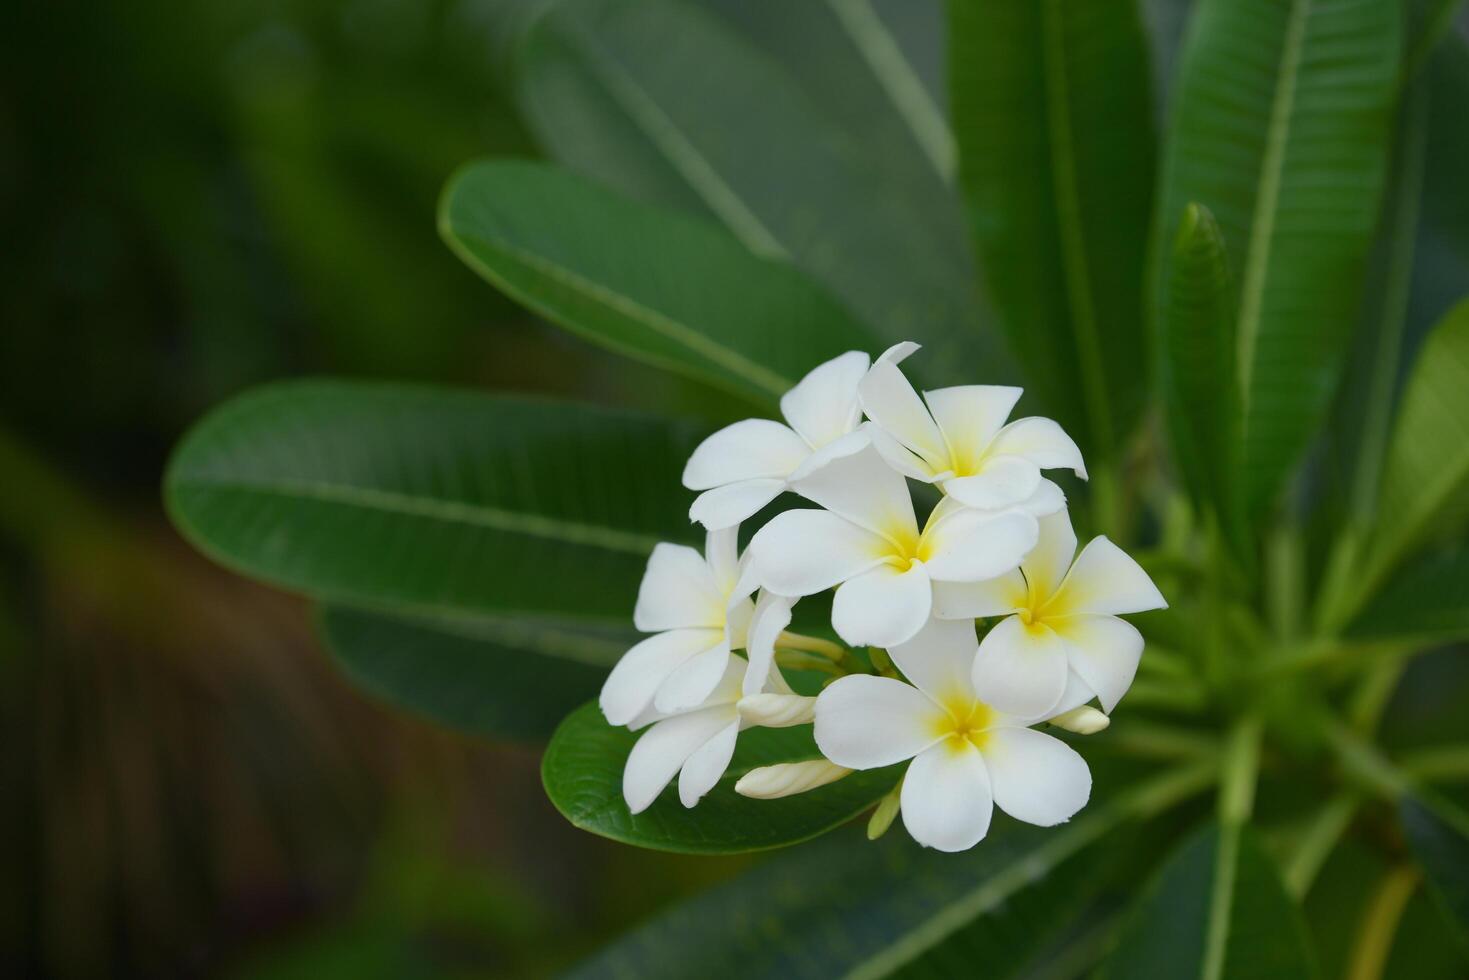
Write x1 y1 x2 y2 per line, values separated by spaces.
448 222 791 399
1236 0 1312 419
559 17 788 258
1041 0 1114 458
844 763 1215 979
173 474 663 555
823 0 956 182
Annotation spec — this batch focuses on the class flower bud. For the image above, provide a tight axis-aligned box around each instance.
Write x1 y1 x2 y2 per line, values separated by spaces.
735 760 851 800
1046 705 1111 735
737 692 817 728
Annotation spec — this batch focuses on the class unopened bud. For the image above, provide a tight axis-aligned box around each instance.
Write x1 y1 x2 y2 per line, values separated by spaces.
735 760 851 800
737 693 817 728
1047 705 1111 735
866 778 904 840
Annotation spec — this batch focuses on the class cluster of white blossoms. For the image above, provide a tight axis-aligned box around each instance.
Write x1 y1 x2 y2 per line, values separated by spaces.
598 344 1166 852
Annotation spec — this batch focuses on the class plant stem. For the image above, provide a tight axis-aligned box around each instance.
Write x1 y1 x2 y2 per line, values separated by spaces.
1283 794 1359 898
1345 864 1420 980
776 631 846 661
1218 715 1264 824
774 649 844 677
1103 719 1219 760
1401 744 1469 782
1326 720 1412 800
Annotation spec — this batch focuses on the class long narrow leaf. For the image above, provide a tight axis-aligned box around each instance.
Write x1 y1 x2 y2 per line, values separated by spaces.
949 0 1155 464
513 0 1006 386
1101 822 1316 978
164 382 702 622
569 763 1211 975
1352 299 1469 610
1155 0 1400 517
318 605 631 741
440 160 881 407
1161 202 1242 542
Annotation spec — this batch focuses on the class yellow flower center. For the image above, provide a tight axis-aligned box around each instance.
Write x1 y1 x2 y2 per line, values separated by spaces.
929 694 995 752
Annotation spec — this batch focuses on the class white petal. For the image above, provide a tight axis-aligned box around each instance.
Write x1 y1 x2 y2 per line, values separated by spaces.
634 543 724 632
682 419 810 490
623 706 736 814
814 674 941 769
780 350 871 449
689 479 786 531
901 741 994 852
858 352 950 472
921 510 1039 583
742 590 795 696
789 442 918 541
982 727 1091 826
943 456 1042 510
678 718 741 808
705 526 741 594
1051 614 1144 713
831 562 932 648
931 570 1028 619
971 616 1070 719
1015 478 1068 517
600 629 724 727
654 639 732 714
888 617 980 705
868 422 944 481
1048 669 1099 718
1050 537 1167 616
1022 509 1079 602
747 510 888 597
786 426 872 482
988 417 1087 479
922 385 1022 470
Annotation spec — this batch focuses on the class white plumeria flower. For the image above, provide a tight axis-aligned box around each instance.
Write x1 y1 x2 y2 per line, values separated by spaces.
599 527 754 726
859 342 1086 511
748 441 1040 648
814 618 1092 852
683 350 871 529
935 510 1167 719
622 657 748 813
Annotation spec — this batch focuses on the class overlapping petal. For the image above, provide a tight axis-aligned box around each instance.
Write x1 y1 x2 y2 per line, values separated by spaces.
600 628 724 727
633 543 724 632
814 675 941 769
887 616 979 706
1049 537 1167 616
901 742 994 852
1050 614 1145 713
682 418 810 490
983 727 1091 826
831 562 932 647
921 508 1039 583
971 616 1070 719
988 417 1088 479
622 704 738 814
780 350 870 449
748 509 887 597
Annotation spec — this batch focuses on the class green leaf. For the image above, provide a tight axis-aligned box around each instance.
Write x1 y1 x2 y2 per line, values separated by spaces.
949 0 1155 462
1346 545 1469 644
1354 299 1469 605
164 381 702 621
1101 822 1316 979
1155 0 1400 516
1400 790 1469 946
569 763 1212 976
318 605 631 742
513 0 1008 387
440 160 882 408
542 701 900 854
1160 202 1242 540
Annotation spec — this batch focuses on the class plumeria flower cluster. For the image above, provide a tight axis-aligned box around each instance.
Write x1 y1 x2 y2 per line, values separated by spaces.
598 344 1165 852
